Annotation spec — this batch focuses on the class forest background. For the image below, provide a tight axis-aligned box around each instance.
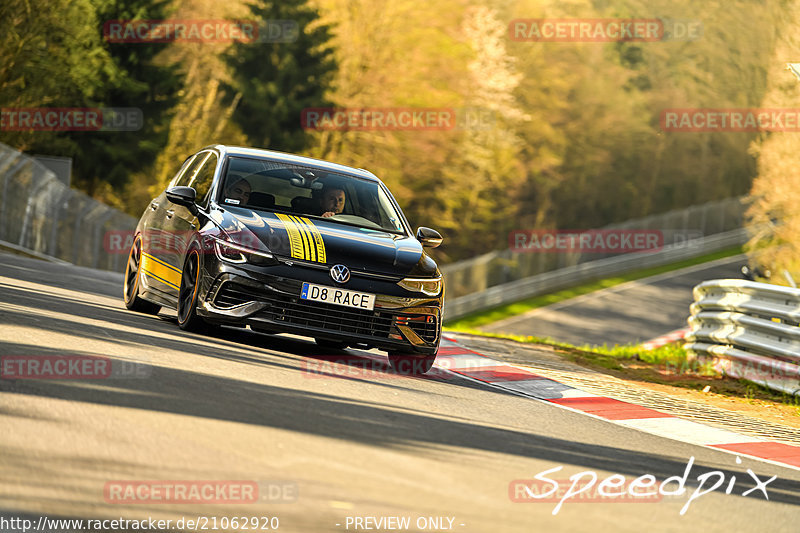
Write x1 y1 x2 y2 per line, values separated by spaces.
3 0 798 273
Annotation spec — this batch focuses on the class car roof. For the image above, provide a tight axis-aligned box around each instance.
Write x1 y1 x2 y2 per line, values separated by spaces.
204 145 381 183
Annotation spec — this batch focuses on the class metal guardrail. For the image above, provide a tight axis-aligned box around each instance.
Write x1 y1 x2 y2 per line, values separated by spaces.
686 279 800 396
443 228 749 321
0 143 137 272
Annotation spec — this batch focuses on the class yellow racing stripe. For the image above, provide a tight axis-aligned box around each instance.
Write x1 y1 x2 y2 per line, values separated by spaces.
298 216 326 264
289 215 313 261
276 213 306 260
141 252 181 290
289 215 314 261
275 213 327 263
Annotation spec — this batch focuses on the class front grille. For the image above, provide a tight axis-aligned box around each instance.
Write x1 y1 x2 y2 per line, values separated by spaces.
214 283 255 308
215 282 393 338
265 297 394 338
397 314 439 343
409 320 438 343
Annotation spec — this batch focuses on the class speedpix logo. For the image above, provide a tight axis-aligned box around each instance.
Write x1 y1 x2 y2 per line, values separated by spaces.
509 456 776 515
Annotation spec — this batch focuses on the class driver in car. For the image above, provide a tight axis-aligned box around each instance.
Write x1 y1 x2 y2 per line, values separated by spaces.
224 177 252 205
318 186 345 218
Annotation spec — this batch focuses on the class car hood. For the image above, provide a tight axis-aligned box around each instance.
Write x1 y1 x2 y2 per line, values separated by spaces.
210 207 429 277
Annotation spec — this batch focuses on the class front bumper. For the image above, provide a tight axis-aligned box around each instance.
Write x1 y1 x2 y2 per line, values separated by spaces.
198 269 442 355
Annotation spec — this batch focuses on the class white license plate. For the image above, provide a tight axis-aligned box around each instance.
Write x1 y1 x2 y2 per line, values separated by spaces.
300 282 375 311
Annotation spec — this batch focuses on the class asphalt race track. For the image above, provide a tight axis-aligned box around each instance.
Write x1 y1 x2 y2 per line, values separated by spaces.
481 254 746 347
1 251 799 532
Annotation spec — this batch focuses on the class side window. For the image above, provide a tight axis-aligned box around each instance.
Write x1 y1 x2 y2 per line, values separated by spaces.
172 154 202 187
189 152 218 205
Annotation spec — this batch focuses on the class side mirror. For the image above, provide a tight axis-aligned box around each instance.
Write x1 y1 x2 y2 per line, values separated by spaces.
416 227 443 248
166 186 198 216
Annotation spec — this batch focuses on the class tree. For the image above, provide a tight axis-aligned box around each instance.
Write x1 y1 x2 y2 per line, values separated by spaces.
69 0 183 202
745 0 800 282
0 0 182 210
0 0 117 154
433 6 528 258
223 0 337 152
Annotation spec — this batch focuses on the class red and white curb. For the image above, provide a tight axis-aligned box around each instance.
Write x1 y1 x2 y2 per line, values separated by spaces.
641 326 691 351
434 336 800 471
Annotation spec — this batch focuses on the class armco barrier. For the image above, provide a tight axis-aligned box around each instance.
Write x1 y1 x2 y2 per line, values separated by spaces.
443 228 748 321
685 279 800 396
0 143 136 271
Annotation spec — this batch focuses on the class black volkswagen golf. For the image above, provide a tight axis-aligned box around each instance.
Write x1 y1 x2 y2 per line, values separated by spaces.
123 145 444 373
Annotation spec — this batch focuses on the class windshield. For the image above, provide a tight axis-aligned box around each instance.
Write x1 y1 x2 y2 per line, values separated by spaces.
218 156 406 234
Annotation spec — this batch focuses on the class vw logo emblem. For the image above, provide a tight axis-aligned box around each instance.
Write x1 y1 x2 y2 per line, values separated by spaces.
330 264 350 283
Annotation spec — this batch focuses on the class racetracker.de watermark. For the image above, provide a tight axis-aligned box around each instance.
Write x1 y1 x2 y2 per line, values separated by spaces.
510 478 662 504
0 355 152 380
1 108 142 131
104 480 298 504
103 19 298 43
510 229 661 253
509 18 701 42
1 515 280 532
509 229 704 254
300 107 496 131
107 229 188 255
303 357 440 380
661 108 800 132
301 355 537 381
664 357 800 382
510 18 663 42
105 229 275 256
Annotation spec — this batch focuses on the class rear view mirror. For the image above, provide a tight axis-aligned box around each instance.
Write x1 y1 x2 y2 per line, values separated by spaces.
290 170 323 189
416 227 443 248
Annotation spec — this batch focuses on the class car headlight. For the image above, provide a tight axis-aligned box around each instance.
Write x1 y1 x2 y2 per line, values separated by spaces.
397 276 442 296
213 238 275 266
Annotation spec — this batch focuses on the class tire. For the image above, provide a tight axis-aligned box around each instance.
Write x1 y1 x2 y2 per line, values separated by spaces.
177 247 205 332
388 352 437 375
315 338 348 351
123 235 161 315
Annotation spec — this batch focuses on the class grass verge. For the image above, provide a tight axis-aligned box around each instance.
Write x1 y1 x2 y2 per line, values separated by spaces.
445 246 743 329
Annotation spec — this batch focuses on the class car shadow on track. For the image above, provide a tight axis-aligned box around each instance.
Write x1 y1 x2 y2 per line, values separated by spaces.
195 324 496 391
4 344 800 512
4 256 800 513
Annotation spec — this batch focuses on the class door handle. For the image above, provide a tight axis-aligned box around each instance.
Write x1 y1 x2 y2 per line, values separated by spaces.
150 202 159 211
165 209 174 219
